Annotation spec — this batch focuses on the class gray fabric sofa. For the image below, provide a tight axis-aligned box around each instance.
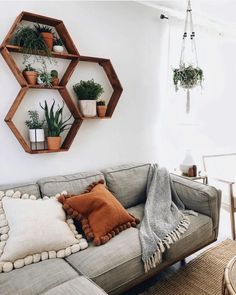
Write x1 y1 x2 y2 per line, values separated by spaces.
0 163 221 295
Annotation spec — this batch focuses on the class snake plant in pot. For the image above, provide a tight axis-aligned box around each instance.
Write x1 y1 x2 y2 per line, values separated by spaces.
73 79 104 117
40 100 72 150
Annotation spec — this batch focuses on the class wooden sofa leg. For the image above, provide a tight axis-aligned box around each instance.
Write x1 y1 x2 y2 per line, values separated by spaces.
181 259 186 266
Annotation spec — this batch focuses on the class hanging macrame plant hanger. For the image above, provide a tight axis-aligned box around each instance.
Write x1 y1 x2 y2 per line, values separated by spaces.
179 0 200 113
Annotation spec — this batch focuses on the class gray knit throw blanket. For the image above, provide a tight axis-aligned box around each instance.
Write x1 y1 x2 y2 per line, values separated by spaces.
139 164 191 272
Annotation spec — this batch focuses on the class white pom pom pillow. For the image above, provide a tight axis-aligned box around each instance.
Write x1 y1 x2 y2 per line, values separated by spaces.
0 190 88 273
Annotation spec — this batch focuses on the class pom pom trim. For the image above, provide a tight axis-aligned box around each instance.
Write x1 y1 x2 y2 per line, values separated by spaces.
0 190 88 273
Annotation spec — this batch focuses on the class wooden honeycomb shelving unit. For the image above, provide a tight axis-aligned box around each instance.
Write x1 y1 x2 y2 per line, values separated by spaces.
0 11 123 154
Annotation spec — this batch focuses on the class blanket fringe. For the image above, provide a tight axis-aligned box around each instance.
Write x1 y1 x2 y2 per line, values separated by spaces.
144 215 190 273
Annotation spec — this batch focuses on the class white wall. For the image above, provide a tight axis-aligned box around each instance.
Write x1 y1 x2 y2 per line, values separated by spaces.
155 14 236 172
0 1 164 184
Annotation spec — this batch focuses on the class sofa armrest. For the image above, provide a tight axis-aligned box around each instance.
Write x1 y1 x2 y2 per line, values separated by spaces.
170 174 221 234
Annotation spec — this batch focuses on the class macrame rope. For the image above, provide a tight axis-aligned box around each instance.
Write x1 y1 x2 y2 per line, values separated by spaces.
179 0 199 113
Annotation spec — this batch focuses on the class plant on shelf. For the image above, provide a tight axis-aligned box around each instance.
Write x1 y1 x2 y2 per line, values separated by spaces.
173 64 203 91
96 100 107 118
53 37 64 53
73 79 104 117
11 26 51 64
50 70 59 86
22 64 38 85
34 24 55 51
37 69 53 87
40 100 72 150
25 110 45 143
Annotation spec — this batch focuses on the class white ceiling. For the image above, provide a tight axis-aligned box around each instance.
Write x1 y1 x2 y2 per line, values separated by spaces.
143 0 236 27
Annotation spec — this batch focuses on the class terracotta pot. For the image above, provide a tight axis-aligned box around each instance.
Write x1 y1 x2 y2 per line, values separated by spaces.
47 137 61 150
23 71 38 85
40 32 54 50
52 78 59 86
97 106 107 118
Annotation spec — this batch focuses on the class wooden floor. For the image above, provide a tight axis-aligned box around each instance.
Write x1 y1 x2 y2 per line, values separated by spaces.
122 207 232 294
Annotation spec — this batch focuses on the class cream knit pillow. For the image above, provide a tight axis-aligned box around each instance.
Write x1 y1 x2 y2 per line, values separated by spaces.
0 190 88 273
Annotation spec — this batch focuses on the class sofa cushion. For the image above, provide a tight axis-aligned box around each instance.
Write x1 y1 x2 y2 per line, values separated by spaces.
0 258 78 295
163 213 213 260
0 191 87 273
101 163 150 208
127 203 145 224
43 276 108 295
59 181 139 246
38 170 105 197
65 213 214 293
0 182 40 199
65 228 144 293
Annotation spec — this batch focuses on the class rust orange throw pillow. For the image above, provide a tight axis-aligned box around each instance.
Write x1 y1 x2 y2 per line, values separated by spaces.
58 180 140 246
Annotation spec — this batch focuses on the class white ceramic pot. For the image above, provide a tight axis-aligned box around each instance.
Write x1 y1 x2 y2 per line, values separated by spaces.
53 45 64 53
29 129 45 143
179 150 195 174
78 100 97 117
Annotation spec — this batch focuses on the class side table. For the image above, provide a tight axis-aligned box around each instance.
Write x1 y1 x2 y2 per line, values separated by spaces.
172 170 208 184
223 256 236 295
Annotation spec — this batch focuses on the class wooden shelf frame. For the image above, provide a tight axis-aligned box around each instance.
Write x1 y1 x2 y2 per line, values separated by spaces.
0 11 83 154
78 55 123 118
0 11 123 154
4 87 82 154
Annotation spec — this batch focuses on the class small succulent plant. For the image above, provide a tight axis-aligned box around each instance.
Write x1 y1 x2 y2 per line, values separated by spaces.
25 110 44 129
97 100 106 106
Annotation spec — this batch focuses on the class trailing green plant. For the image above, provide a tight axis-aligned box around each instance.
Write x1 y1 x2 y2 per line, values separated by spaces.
25 110 44 129
11 26 51 56
51 70 58 78
53 37 63 46
173 64 203 91
97 100 106 106
73 79 104 100
23 64 36 72
11 25 51 64
34 24 54 34
40 100 72 137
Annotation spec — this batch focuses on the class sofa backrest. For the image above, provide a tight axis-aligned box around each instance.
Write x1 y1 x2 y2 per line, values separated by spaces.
0 182 41 198
101 163 151 208
38 170 105 197
0 163 151 207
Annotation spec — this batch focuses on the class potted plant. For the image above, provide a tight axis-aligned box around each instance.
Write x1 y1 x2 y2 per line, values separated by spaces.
97 100 107 118
22 64 38 85
173 64 203 91
73 79 104 117
37 69 53 87
34 24 54 51
11 26 50 63
51 70 59 86
40 100 72 150
53 37 64 53
25 110 45 143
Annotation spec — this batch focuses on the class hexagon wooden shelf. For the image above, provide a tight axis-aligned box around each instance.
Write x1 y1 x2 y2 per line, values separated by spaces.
78 55 123 119
0 11 123 154
5 87 82 154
